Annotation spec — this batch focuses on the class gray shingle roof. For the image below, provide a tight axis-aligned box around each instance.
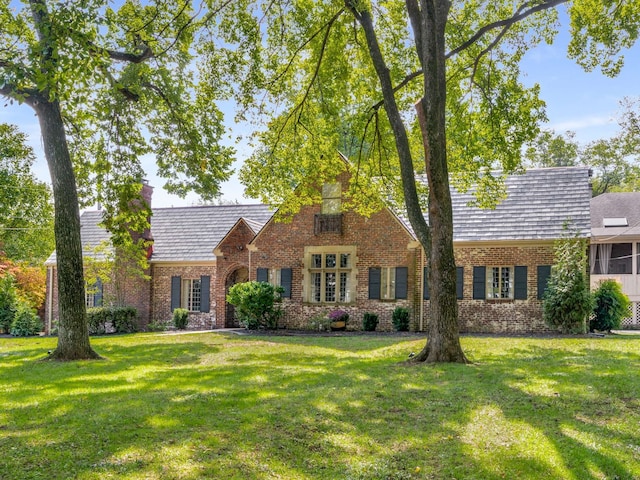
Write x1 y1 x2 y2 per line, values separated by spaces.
409 167 592 242
46 204 274 265
591 192 640 238
149 205 273 262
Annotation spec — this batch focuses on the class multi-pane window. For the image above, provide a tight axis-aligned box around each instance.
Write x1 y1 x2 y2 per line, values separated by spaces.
307 248 354 303
181 278 201 311
487 267 513 299
85 290 97 308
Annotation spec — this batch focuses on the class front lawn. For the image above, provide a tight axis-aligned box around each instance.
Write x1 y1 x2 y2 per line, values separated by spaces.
1 332 639 479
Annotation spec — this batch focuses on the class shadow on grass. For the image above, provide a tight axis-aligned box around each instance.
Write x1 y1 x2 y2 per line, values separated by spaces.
0 334 639 479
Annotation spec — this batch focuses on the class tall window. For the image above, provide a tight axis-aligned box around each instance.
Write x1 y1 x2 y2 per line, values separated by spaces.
381 267 397 300
181 278 201 311
321 182 341 214
487 267 513 299
306 247 355 303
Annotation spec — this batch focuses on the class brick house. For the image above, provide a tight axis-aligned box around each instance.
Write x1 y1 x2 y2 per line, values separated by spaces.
44 166 592 334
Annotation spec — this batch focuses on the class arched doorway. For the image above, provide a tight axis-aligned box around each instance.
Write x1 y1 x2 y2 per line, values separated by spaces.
225 266 249 327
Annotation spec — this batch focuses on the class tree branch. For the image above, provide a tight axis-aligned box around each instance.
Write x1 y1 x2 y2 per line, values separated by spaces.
447 0 569 59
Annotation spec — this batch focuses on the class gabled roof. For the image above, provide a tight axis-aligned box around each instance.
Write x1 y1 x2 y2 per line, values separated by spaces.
46 204 274 265
591 192 640 238
407 167 592 242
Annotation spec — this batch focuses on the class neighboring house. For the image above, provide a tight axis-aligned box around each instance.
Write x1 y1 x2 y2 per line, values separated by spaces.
44 166 593 334
590 192 640 328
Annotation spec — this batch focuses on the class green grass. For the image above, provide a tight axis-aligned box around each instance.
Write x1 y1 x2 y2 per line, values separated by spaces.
1 332 639 479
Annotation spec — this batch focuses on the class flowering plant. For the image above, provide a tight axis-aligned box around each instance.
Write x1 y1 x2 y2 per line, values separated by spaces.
328 309 349 323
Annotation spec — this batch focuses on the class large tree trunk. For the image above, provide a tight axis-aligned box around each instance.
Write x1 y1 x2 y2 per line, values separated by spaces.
33 97 100 360
410 0 467 363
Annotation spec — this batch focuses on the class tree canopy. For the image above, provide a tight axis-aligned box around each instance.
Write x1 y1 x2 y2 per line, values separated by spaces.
0 123 54 263
0 0 258 359
236 0 640 362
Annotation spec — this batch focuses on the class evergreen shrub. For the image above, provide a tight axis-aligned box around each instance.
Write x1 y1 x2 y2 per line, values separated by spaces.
362 312 379 331
173 308 190 330
591 280 630 332
392 307 410 331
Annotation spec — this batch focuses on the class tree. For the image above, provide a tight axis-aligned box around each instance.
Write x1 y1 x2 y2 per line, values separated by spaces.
0 124 54 263
525 129 579 168
238 1 638 362
543 231 592 334
0 1 256 360
526 100 640 195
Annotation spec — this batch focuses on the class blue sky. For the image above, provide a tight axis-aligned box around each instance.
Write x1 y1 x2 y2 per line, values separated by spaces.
1 17 638 208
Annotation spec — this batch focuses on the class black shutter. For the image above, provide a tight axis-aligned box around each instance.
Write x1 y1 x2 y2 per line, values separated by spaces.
95 278 103 307
171 276 181 311
514 266 528 300
456 267 464 300
423 267 430 300
395 267 408 299
280 268 292 299
369 267 381 299
200 275 210 312
257 268 268 282
537 265 552 300
473 267 486 299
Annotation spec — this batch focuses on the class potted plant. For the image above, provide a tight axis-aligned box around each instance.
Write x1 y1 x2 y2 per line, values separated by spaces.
328 309 349 331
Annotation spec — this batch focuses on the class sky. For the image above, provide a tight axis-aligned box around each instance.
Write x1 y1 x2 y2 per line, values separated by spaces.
0 13 638 209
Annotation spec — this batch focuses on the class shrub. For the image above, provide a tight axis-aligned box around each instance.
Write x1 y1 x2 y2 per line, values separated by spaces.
112 306 138 333
87 307 110 335
87 306 138 334
590 280 630 332
392 307 410 331
147 320 167 332
227 281 284 330
308 313 331 331
362 312 379 331
543 232 592 334
0 274 18 334
173 308 190 330
10 304 42 336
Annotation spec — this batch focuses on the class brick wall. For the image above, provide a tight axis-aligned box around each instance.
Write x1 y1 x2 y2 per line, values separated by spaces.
246 172 420 331
150 264 217 330
422 243 557 333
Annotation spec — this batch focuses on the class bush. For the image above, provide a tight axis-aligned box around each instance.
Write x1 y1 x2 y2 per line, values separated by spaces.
0 274 18 334
543 233 592 334
147 320 167 332
10 304 42 336
392 307 410 331
112 306 138 333
87 306 139 334
308 314 331 331
87 307 110 335
173 308 190 330
362 312 379 331
590 280 630 332
227 281 284 330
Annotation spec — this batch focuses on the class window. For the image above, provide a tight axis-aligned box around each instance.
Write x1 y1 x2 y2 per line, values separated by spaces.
592 243 632 274
487 267 513 299
171 275 210 312
181 278 201 311
473 266 527 300
370 267 407 300
322 183 341 214
85 279 102 308
256 267 292 298
305 247 355 303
